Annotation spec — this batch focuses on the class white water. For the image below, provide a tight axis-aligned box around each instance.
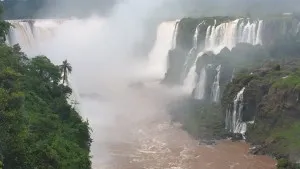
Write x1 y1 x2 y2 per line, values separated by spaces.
181 22 205 83
171 20 180 49
211 65 221 102
194 66 206 100
225 87 247 135
147 21 179 79
183 65 197 94
7 20 67 56
183 19 263 98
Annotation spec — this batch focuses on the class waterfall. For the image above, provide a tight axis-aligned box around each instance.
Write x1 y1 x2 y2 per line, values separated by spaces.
171 20 180 49
194 66 206 100
183 65 197 94
192 21 204 49
182 24 212 94
182 19 263 97
6 20 65 55
8 21 36 51
255 20 264 45
225 87 247 135
147 21 179 79
181 22 205 82
205 19 263 54
183 52 204 94
211 65 221 102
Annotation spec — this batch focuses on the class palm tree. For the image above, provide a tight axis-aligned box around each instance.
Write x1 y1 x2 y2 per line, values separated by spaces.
59 59 72 85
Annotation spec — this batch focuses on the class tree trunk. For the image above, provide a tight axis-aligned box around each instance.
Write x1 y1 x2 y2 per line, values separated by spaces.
63 69 67 84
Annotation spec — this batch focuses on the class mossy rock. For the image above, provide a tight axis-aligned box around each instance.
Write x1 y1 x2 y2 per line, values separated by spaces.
277 158 300 169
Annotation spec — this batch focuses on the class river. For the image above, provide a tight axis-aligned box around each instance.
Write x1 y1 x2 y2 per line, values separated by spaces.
81 82 276 169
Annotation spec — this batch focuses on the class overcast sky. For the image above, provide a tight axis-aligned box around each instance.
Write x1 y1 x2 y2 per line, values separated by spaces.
3 0 300 19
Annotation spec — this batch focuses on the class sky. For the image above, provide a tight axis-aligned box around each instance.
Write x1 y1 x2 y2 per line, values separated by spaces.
3 0 300 19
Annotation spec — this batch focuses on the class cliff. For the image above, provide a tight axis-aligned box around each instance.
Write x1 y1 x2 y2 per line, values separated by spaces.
168 14 300 167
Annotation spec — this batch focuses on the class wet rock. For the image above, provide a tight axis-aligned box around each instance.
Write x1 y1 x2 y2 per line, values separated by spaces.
229 133 244 141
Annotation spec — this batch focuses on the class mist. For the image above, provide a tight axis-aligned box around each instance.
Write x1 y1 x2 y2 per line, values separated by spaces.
15 0 188 167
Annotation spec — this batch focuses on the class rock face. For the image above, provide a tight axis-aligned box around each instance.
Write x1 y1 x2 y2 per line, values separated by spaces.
167 14 300 162
221 62 300 161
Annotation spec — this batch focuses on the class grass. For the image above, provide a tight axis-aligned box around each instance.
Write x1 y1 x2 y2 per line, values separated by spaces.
271 122 300 150
272 74 300 89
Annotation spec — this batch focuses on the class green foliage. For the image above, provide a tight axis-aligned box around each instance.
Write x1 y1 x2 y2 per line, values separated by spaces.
271 122 300 152
59 59 72 85
0 19 91 168
0 4 10 43
277 158 300 169
225 63 300 163
272 74 300 89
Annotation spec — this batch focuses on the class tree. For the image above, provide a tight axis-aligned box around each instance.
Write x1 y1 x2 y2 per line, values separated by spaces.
59 60 72 85
0 4 11 43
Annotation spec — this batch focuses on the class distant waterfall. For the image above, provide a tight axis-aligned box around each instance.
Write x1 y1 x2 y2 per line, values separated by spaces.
194 66 206 100
6 20 65 55
171 21 180 49
192 21 204 49
204 18 263 53
183 52 204 94
181 22 205 82
211 65 221 102
183 19 263 97
183 65 197 94
147 21 179 79
7 21 36 50
225 87 247 135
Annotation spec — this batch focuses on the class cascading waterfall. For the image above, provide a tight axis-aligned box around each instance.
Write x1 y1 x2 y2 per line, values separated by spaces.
211 65 221 102
225 87 247 135
183 19 264 98
8 21 36 50
171 20 180 49
255 20 264 45
183 52 203 94
6 20 65 55
204 19 263 53
182 24 209 93
194 66 206 99
147 20 179 79
192 21 204 49
181 22 205 83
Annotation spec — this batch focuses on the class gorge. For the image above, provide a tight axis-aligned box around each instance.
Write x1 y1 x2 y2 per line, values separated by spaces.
4 11 300 169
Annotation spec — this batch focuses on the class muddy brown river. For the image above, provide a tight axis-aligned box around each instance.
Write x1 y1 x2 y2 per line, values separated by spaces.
82 83 276 169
